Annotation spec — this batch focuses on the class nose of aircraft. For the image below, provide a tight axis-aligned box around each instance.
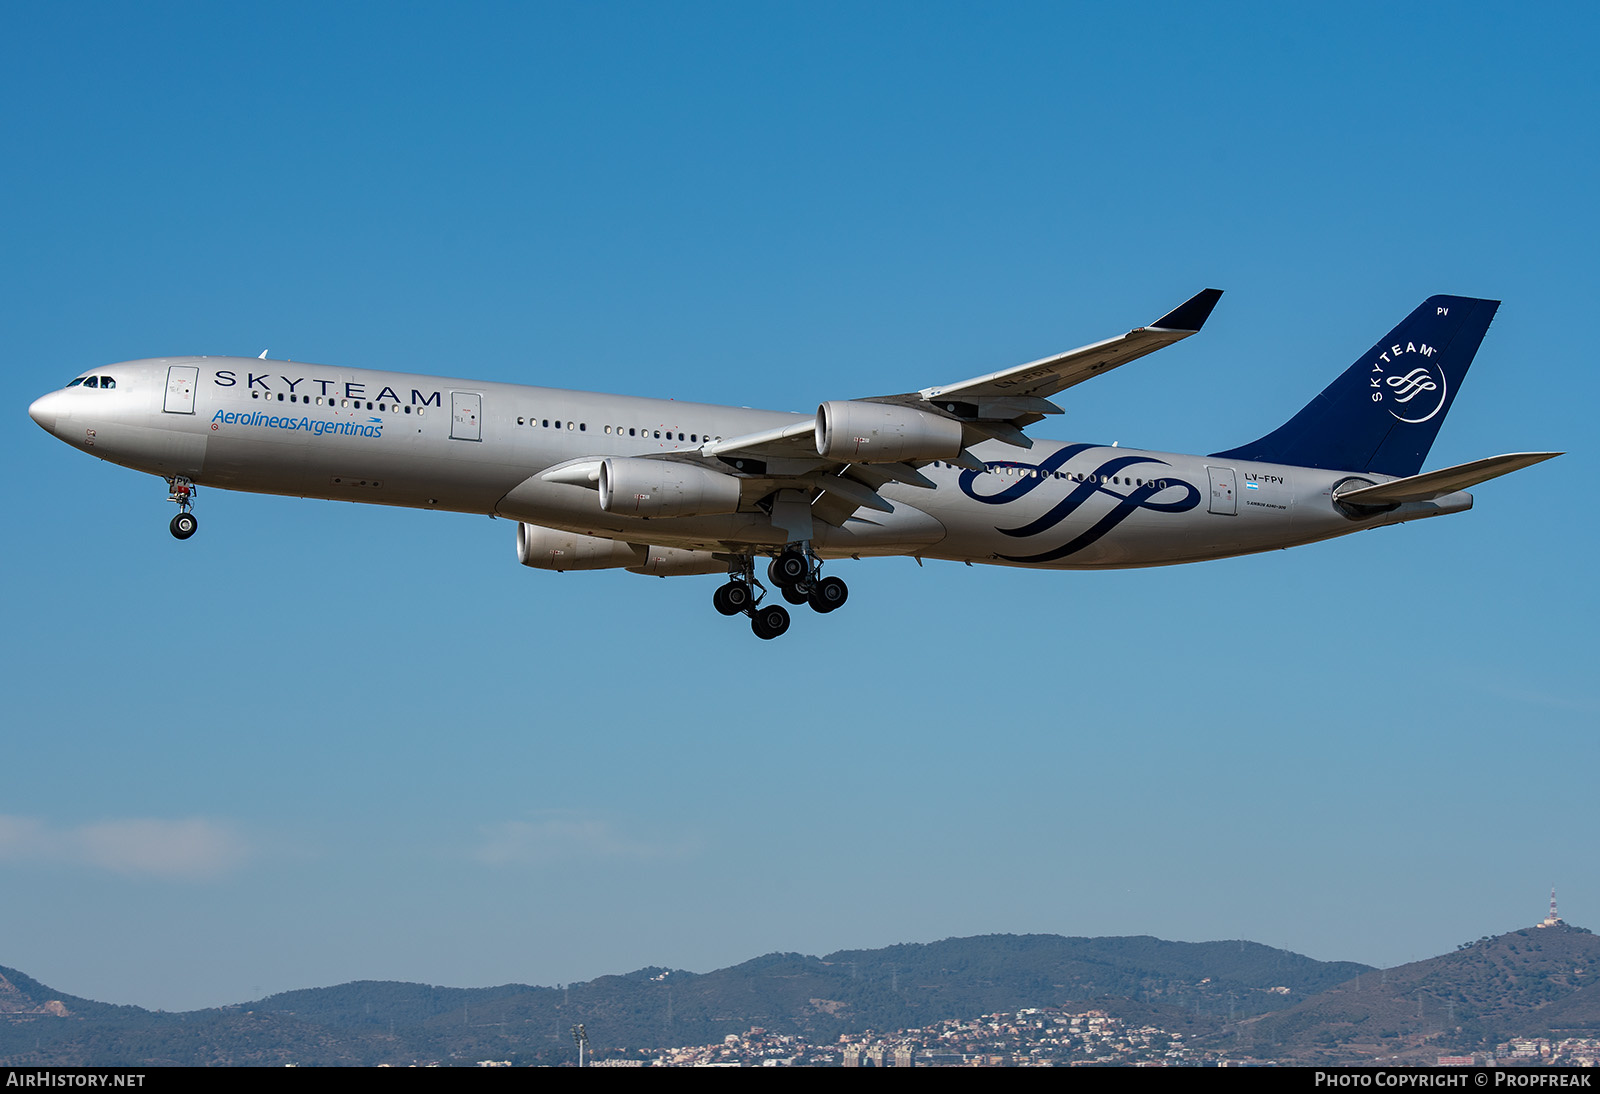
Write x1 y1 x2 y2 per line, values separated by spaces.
29 390 62 434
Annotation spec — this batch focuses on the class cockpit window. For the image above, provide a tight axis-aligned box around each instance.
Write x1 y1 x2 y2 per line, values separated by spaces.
82 376 99 388
99 376 116 389
67 377 86 387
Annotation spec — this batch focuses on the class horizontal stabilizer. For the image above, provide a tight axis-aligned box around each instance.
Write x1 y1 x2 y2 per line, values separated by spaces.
1333 451 1561 506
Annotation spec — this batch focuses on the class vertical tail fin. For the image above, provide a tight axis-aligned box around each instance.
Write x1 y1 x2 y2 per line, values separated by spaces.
1210 296 1500 477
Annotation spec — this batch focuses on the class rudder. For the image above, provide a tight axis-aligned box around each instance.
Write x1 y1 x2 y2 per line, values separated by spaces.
1211 295 1500 477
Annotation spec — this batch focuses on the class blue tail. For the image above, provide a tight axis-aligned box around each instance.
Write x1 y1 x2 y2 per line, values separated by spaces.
1210 295 1500 478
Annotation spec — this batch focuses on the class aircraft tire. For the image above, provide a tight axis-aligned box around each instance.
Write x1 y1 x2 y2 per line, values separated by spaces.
713 582 750 616
781 584 809 605
750 604 790 640
808 576 848 613
771 550 808 588
170 513 198 540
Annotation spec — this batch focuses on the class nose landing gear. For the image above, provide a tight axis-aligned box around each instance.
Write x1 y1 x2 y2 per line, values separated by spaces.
167 477 198 540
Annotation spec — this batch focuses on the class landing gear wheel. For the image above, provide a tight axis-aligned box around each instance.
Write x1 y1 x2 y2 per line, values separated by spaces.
170 512 198 540
808 576 848 613
750 604 791 640
770 550 808 588
713 582 752 616
781 584 809 606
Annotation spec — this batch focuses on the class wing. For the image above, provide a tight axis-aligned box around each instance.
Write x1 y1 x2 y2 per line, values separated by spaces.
704 287 1222 461
551 290 1223 530
901 286 1222 411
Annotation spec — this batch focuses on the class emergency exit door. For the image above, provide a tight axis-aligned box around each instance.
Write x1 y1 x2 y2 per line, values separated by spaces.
451 392 481 441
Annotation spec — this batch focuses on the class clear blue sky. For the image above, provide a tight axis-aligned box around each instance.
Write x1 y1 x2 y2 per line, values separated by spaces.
3 2 1594 1011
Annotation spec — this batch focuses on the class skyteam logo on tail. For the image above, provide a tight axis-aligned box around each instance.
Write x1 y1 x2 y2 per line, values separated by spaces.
1369 341 1447 424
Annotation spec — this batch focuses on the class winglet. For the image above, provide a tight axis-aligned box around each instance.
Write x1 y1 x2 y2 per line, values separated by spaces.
1149 288 1223 333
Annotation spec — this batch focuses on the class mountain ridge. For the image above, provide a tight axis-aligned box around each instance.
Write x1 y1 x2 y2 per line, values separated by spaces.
1 926 1591 1065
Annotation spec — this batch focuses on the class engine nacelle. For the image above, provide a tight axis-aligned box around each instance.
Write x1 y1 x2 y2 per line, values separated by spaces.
516 522 642 571
598 457 742 518
815 400 964 463
627 546 726 577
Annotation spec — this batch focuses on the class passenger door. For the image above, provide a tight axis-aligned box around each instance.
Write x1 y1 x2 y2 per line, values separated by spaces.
450 391 482 441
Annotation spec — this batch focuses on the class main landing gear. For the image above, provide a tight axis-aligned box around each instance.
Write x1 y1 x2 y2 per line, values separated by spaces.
769 547 848 616
712 556 789 640
167 477 198 540
711 546 849 640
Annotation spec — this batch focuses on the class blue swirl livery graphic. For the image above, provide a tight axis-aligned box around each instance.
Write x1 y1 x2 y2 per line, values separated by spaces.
958 443 1201 563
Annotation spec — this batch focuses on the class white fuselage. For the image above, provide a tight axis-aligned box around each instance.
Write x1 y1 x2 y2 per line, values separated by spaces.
28 356 1471 570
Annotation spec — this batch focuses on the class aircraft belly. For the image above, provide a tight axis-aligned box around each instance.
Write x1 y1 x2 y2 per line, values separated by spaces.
812 503 946 556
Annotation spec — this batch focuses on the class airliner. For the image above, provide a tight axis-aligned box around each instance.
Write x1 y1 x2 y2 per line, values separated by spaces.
27 290 1558 639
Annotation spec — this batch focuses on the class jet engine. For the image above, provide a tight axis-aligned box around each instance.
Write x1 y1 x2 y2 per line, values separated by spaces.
516 522 642 571
627 546 726 577
815 400 964 463
598 457 742 518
